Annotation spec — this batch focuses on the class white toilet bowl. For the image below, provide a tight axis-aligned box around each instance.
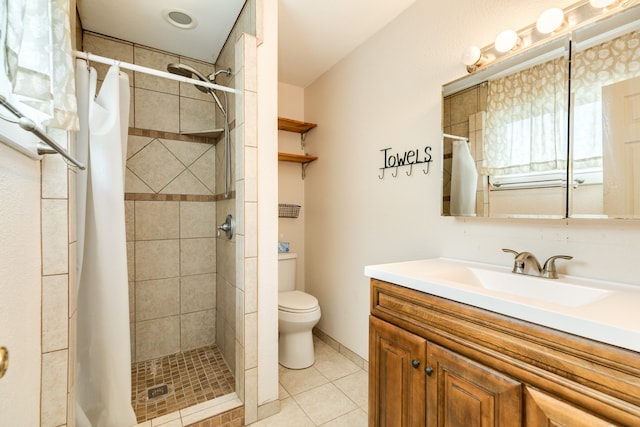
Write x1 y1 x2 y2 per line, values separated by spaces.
278 290 321 369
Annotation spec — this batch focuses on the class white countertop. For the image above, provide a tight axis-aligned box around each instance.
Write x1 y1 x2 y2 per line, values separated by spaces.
364 258 640 353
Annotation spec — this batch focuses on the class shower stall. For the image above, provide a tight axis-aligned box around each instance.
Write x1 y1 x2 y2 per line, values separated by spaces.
79 18 249 423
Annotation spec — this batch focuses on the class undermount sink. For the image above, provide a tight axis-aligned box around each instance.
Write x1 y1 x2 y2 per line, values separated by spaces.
429 266 612 308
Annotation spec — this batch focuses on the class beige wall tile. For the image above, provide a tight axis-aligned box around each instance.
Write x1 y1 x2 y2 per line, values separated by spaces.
42 155 68 199
127 135 154 159
244 202 257 257
160 170 211 195
134 88 179 132
136 277 180 321
180 238 215 276
42 199 68 276
42 275 68 353
244 146 257 202
133 47 179 94
135 239 180 281
180 202 215 238
68 242 77 316
161 139 211 167
136 316 180 361
127 139 185 192
181 273 216 313
127 241 135 282
129 281 135 321
180 309 216 350
244 257 257 313
41 350 68 427
180 97 216 133
244 312 257 369
125 200 135 241
125 168 155 194
189 147 217 193
135 201 179 240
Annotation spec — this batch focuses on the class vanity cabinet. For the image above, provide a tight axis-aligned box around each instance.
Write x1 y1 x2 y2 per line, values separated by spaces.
369 279 640 427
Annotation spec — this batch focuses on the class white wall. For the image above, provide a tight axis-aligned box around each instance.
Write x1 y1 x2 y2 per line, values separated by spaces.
303 0 640 360
278 83 306 290
0 145 42 425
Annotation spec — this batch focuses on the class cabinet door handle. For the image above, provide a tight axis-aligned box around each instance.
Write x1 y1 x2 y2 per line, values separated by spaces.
425 366 433 376
411 359 420 369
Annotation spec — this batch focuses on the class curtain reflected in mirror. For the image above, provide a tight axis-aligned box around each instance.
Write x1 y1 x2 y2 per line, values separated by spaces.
571 29 640 219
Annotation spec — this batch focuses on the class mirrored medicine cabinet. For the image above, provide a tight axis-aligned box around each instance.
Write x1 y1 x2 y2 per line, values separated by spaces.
442 3 640 220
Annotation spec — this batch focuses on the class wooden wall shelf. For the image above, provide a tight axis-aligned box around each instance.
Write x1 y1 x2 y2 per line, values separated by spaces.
278 116 318 179
278 152 318 164
278 117 317 134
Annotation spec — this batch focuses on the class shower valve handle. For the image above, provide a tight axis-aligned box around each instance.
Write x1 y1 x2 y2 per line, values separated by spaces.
216 214 235 240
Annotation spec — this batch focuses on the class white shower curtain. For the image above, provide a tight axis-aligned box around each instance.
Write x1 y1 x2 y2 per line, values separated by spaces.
75 60 137 427
451 140 478 216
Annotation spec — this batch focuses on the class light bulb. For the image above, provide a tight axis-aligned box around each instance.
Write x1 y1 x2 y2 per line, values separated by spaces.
536 8 565 34
495 30 520 53
462 46 482 66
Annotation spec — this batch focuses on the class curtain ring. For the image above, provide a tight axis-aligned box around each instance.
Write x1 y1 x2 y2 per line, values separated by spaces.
85 52 91 71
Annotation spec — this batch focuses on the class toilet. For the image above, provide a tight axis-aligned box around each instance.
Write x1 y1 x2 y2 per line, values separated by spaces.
278 252 321 369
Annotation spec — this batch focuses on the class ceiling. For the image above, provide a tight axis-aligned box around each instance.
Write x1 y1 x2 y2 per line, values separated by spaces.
77 0 416 88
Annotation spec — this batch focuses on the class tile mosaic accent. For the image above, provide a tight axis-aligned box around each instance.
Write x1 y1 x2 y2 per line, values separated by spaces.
131 345 235 423
126 132 217 196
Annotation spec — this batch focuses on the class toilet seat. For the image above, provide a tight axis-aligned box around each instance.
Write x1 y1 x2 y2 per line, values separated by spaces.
279 290 319 313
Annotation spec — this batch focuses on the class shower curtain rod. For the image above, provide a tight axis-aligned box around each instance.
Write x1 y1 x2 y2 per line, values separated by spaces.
74 51 239 95
443 133 469 142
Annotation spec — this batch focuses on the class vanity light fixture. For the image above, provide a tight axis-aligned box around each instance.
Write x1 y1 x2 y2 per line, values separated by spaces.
536 8 566 34
461 0 633 73
163 8 198 30
494 29 521 53
461 45 488 72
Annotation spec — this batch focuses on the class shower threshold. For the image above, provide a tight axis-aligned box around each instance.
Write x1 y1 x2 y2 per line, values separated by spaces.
131 345 237 424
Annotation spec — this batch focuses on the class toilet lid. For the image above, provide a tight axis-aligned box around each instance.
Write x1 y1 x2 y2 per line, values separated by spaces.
279 290 319 312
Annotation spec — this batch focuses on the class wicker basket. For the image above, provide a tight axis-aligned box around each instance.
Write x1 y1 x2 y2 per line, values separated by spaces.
278 203 301 218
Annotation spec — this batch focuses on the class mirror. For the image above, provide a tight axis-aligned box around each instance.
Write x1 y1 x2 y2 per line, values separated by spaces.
570 8 640 219
442 3 640 220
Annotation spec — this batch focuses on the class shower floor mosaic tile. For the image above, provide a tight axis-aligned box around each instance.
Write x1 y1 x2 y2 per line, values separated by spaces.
131 345 235 423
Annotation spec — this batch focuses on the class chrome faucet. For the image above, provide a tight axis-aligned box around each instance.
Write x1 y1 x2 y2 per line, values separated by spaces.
541 255 573 279
502 249 573 279
502 249 541 275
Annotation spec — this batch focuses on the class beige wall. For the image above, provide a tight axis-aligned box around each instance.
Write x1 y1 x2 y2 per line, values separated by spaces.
278 83 306 290
303 0 640 361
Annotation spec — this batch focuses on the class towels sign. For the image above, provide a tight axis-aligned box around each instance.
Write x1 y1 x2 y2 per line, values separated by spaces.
378 146 433 179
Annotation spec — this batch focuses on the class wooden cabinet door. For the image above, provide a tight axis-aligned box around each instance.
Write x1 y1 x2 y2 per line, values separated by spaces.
369 316 427 427
426 342 522 427
524 387 617 427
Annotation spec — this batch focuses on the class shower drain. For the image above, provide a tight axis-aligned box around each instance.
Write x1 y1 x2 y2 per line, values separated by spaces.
136 383 175 403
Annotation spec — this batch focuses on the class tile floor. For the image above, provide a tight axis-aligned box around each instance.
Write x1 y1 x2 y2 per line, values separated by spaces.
131 345 235 423
249 337 368 427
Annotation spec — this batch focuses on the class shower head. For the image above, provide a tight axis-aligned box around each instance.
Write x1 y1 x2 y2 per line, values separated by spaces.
167 63 211 93
167 62 226 115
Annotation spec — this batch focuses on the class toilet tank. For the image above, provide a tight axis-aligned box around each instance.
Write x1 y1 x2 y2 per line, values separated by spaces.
278 252 297 292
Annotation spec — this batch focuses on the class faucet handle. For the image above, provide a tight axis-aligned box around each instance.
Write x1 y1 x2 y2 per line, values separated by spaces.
502 248 525 273
541 255 573 279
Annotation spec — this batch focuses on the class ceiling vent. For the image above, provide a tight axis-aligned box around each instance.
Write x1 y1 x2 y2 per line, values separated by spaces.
163 9 197 30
